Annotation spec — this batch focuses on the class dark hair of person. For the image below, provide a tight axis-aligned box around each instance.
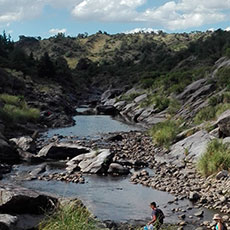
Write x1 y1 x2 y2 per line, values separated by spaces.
150 202 156 207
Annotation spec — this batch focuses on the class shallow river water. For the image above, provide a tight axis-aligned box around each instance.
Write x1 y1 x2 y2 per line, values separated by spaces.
5 112 216 228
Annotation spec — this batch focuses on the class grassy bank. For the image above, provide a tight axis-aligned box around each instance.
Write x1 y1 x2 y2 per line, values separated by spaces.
0 94 40 124
197 139 230 176
149 120 182 148
39 201 98 230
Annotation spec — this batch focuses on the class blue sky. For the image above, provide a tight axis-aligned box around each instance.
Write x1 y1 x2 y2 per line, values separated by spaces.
0 0 230 40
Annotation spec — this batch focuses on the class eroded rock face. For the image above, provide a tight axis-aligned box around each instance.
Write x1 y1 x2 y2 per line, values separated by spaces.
0 183 58 214
217 110 230 137
37 142 90 160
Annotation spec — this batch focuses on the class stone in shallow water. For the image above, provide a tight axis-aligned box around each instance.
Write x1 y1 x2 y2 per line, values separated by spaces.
0 214 17 230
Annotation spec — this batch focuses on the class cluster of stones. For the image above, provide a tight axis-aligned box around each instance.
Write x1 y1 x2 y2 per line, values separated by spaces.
38 172 85 184
110 131 156 165
131 161 230 215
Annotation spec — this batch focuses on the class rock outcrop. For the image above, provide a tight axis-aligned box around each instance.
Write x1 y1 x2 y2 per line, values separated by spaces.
167 131 214 163
0 183 58 214
217 109 230 137
0 138 20 163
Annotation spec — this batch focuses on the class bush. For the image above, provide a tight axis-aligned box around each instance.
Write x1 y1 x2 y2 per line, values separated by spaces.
120 92 141 102
0 94 25 107
149 120 181 148
193 106 216 124
197 139 230 176
0 94 40 124
194 103 230 124
167 99 181 115
39 202 97 230
141 95 170 112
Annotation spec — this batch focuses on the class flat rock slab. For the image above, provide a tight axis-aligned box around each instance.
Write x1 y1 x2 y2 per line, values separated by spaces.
168 131 214 162
38 142 90 160
0 183 58 214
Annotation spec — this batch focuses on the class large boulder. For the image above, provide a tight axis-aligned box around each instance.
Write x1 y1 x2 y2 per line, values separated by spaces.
0 214 17 230
168 131 213 163
108 163 130 175
217 110 230 137
0 183 58 214
67 149 113 174
96 105 118 115
37 143 90 160
0 138 20 163
10 136 36 153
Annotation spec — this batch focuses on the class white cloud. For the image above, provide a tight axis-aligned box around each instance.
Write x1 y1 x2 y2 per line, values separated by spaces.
0 0 230 31
125 28 160 34
49 28 67 35
72 0 146 22
225 27 230 31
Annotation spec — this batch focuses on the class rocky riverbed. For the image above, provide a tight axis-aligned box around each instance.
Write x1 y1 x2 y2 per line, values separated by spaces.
2 128 230 230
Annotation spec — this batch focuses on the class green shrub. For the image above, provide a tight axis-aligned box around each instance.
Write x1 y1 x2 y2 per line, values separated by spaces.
209 92 230 107
168 99 181 115
149 120 181 148
197 139 230 176
141 95 170 112
194 102 230 124
194 106 216 124
120 92 141 102
216 67 230 88
141 78 155 89
0 104 40 123
0 93 40 124
0 94 25 107
39 202 97 230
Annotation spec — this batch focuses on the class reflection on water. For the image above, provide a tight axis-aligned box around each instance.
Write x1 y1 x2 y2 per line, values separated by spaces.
44 115 141 139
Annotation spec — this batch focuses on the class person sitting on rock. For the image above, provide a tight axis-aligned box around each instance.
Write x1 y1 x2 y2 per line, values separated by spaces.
144 202 165 230
213 214 227 230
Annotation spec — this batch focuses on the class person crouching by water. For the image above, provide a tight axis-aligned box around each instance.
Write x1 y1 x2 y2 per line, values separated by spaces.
213 214 227 230
144 202 165 230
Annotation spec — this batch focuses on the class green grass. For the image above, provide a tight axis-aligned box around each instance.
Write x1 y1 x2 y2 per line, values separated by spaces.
197 139 230 176
0 94 25 107
0 93 40 124
149 120 182 148
141 95 170 112
194 103 230 124
39 202 98 230
119 92 142 102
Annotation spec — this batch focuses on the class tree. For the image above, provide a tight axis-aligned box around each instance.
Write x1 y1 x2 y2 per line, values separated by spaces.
37 52 55 78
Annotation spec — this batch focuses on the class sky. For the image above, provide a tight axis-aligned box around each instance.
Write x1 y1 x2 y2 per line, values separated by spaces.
1 0 230 40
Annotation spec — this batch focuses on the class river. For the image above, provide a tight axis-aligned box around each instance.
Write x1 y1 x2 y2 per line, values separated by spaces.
4 111 216 228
